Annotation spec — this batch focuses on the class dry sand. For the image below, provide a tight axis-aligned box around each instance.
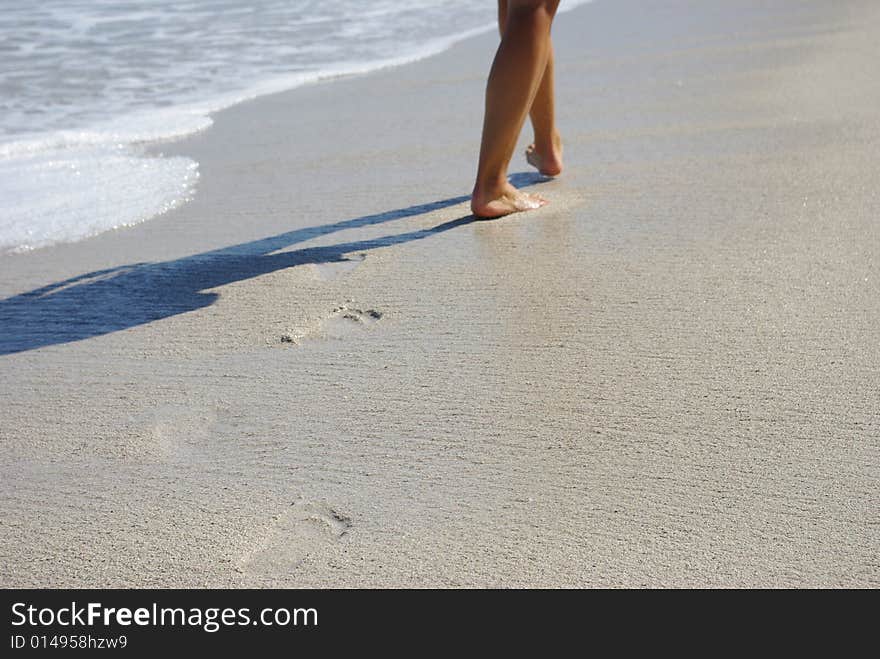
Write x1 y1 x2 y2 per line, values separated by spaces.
1 0 878 587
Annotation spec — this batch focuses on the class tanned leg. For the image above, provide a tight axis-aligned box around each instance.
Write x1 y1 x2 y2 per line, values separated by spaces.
525 43 563 176
471 0 560 218
500 1 564 177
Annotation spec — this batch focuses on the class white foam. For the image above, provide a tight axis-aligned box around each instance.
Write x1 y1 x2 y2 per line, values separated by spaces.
0 146 198 253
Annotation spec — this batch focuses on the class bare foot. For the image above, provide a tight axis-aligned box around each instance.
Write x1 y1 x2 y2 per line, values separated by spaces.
471 181 547 219
526 133 563 176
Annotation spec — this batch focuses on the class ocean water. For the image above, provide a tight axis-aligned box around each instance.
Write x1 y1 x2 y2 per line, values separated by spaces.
0 0 589 253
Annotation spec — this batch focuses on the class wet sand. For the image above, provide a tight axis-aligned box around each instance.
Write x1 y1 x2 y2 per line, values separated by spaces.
1 0 878 587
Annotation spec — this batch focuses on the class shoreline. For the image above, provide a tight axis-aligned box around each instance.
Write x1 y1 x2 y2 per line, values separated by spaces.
0 1 593 255
2 0 878 587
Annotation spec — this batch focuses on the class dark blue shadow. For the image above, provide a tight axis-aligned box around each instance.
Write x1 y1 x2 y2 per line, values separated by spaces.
0 173 547 355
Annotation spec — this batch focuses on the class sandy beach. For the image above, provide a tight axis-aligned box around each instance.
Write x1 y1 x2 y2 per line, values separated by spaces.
1 0 878 587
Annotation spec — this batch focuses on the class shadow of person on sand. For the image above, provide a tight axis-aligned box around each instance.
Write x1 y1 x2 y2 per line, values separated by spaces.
0 173 547 355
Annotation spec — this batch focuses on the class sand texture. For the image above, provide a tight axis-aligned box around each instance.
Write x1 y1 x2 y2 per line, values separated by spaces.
1 0 878 587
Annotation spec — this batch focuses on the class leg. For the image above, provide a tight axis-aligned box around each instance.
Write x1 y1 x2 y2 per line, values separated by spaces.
471 0 560 218
525 42 563 176
497 0 507 36
500 0 564 177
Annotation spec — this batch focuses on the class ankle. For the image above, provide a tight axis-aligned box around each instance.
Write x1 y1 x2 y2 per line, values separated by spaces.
473 173 509 197
533 131 562 153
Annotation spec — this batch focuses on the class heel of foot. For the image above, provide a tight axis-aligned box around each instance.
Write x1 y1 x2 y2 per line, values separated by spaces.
525 145 563 177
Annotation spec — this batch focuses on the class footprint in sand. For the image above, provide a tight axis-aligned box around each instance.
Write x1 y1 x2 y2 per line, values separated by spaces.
237 499 352 575
328 303 382 325
280 302 383 345
124 403 219 460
